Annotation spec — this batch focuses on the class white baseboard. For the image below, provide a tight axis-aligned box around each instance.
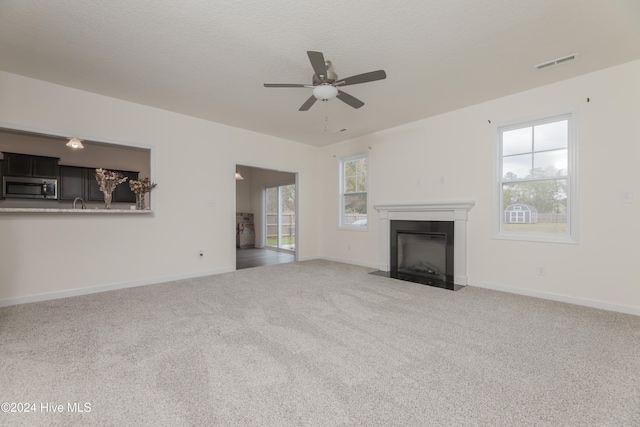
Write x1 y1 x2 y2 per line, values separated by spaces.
4 262 637 317
468 279 640 317
296 255 319 262
302 257 639 316
303 255 380 270
0 267 234 308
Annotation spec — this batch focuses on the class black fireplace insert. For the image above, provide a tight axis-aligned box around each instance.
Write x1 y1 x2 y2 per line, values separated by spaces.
372 220 462 290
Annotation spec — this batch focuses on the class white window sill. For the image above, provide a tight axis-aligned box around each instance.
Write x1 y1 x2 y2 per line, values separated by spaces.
493 232 577 244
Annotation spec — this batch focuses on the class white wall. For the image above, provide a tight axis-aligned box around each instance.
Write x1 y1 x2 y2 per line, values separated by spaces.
235 165 252 213
0 71 320 304
317 60 640 314
2 60 639 315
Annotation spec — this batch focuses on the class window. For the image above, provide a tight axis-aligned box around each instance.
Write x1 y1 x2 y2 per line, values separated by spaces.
497 113 576 242
340 154 368 228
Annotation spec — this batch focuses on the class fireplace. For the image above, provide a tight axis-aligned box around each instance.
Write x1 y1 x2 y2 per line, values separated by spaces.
391 220 455 289
374 201 475 290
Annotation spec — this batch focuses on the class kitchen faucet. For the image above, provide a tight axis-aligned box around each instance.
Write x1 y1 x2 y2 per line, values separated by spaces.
73 197 86 209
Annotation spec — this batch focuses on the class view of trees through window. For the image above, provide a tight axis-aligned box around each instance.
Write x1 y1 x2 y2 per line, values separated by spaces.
500 116 571 235
342 155 368 227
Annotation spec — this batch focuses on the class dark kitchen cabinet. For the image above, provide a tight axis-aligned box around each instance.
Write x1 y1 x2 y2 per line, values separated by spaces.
89 169 138 203
5 153 31 176
60 166 138 203
2 152 59 178
87 174 103 202
113 170 138 203
59 166 86 200
33 156 59 177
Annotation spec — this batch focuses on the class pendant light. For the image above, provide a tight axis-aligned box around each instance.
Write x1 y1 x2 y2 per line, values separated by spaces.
66 138 84 149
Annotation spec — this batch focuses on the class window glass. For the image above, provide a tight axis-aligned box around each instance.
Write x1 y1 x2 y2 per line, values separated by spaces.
533 149 568 177
503 153 532 179
498 114 574 240
502 127 532 156
534 120 568 151
340 154 368 228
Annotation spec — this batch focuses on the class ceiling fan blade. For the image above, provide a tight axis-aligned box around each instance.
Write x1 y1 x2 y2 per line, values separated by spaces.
264 83 309 88
299 95 317 111
307 51 328 81
335 70 387 86
336 90 364 109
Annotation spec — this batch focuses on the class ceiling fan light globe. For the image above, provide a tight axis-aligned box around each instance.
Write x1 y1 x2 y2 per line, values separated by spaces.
313 84 338 101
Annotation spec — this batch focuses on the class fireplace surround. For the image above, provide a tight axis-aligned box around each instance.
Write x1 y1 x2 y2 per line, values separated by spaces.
374 201 475 289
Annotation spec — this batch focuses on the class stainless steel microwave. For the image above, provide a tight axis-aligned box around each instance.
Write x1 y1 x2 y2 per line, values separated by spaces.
2 176 58 199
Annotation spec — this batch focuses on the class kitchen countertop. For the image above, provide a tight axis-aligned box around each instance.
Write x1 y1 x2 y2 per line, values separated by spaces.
0 208 152 214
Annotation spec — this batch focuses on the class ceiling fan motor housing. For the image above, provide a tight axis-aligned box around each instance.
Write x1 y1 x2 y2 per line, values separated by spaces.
312 60 338 85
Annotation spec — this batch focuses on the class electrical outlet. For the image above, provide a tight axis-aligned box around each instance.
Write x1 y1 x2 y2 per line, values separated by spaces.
536 266 545 276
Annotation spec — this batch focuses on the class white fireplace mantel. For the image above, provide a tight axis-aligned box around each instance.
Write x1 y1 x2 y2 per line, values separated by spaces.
374 201 475 285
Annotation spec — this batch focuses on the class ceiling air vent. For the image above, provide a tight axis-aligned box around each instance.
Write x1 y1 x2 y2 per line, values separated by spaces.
535 53 578 70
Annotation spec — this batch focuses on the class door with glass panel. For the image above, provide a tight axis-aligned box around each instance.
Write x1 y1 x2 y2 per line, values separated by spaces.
265 184 295 252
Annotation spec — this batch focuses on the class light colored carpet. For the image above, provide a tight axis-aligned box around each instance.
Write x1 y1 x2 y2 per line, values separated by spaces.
1 260 639 426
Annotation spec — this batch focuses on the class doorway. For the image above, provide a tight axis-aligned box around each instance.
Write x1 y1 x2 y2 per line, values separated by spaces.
265 184 296 253
235 165 297 270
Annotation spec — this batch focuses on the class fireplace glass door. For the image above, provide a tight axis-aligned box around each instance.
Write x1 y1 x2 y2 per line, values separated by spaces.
397 232 447 282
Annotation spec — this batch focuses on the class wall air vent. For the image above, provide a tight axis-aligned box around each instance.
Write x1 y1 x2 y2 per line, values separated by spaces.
535 53 578 70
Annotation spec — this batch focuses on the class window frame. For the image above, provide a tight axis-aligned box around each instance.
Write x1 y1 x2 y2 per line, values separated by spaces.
339 152 369 231
494 112 578 244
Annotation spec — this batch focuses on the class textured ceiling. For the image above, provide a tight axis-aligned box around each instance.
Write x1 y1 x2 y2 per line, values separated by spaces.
1 0 639 147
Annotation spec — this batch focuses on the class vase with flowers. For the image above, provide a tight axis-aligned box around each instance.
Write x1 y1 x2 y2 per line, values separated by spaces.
129 177 157 210
95 168 127 209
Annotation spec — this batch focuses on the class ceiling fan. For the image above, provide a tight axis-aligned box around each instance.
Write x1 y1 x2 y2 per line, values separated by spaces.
264 51 387 111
